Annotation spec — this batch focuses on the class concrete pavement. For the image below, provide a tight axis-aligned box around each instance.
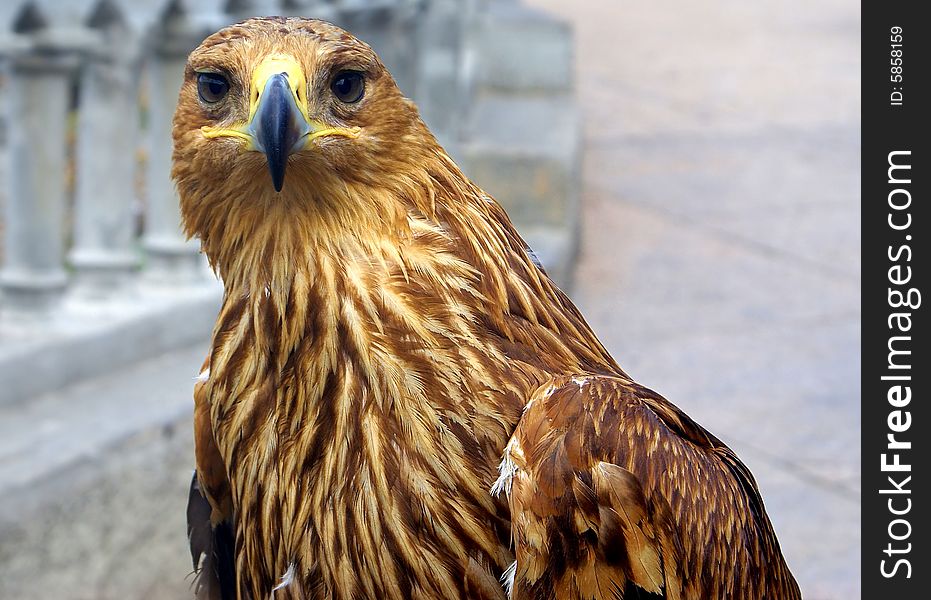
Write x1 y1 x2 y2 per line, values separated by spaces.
524 0 860 597
0 344 207 599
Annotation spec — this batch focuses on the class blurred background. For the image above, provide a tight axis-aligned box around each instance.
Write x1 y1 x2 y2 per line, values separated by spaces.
0 0 859 598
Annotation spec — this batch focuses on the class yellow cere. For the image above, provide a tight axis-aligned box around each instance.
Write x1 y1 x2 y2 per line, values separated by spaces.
248 54 311 123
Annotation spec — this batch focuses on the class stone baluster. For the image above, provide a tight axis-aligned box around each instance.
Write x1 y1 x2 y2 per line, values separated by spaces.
0 3 90 318
68 0 142 296
141 0 206 283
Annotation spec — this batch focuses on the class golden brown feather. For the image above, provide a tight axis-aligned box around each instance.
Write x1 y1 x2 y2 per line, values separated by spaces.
172 17 800 600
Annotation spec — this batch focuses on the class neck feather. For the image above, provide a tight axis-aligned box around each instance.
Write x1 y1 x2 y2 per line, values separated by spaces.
205 149 623 412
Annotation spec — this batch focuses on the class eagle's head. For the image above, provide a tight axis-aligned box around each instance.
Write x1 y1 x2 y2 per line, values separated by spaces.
172 17 441 276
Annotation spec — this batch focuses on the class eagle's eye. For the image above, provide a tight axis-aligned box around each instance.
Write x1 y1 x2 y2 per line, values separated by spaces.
330 70 365 104
197 73 230 104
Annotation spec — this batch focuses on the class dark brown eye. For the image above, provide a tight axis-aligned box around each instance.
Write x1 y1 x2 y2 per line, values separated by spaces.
330 70 365 104
197 72 229 103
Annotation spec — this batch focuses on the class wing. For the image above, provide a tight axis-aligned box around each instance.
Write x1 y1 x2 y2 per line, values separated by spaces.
188 358 237 600
493 375 800 600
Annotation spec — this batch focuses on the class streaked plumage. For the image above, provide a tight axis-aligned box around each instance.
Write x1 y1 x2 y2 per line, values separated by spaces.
172 17 800 600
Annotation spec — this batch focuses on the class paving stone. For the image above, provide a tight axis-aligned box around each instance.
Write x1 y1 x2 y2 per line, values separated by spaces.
740 459 859 600
584 127 860 278
571 198 858 344
0 343 207 599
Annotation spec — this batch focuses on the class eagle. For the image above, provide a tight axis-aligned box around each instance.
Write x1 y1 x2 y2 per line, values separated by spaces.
174 17 801 600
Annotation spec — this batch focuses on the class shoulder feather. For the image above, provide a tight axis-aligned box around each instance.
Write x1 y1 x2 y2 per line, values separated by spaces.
494 375 799 600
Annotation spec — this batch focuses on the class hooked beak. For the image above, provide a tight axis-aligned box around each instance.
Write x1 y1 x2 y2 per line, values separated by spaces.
251 73 306 192
200 55 360 193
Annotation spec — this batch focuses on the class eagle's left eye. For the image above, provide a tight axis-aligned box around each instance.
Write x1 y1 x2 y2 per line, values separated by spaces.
330 71 365 104
197 73 229 103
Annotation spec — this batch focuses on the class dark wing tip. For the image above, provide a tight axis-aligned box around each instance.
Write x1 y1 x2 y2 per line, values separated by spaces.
187 473 213 569
187 472 237 600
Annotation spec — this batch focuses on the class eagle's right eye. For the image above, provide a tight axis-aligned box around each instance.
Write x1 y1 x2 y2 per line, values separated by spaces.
197 73 229 103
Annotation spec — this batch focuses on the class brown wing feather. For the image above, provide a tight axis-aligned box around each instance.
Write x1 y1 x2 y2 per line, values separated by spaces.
189 357 237 600
496 375 800 600
192 362 231 522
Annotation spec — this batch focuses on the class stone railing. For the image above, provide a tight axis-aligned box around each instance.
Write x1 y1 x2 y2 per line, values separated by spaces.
0 0 578 404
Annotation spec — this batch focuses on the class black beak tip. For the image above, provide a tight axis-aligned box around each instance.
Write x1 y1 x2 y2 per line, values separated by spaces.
270 165 285 193
264 132 288 193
